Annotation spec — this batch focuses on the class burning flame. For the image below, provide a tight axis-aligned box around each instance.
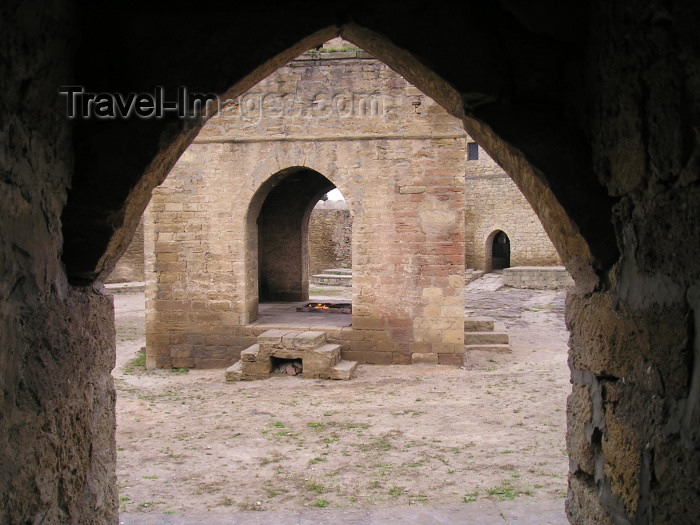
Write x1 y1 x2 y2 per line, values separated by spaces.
311 303 330 310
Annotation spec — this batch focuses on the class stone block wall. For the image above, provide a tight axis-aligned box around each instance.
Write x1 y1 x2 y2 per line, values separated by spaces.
1 4 117 521
145 53 467 368
308 201 352 276
464 165 561 271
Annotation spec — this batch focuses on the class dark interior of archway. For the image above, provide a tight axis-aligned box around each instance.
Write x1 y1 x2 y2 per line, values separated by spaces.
492 231 511 270
258 169 334 301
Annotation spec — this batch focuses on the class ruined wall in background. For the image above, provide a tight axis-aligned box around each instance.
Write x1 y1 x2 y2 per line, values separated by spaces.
0 3 117 522
308 201 352 276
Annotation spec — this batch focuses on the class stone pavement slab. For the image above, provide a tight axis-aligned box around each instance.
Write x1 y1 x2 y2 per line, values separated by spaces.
120 499 567 524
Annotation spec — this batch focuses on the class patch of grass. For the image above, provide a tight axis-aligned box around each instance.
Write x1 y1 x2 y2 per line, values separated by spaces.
273 421 285 428
142 474 158 480
322 433 340 444
171 367 189 374
327 420 370 430
307 422 325 430
309 456 327 465
408 493 428 503
388 486 404 497
123 349 146 374
314 498 329 507
219 496 235 506
463 490 480 503
304 480 325 493
119 496 130 502
486 480 534 501
263 482 287 498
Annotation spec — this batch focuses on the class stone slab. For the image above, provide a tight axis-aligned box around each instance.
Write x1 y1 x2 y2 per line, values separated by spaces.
464 332 509 344
224 361 243 382
240 344 260 362
464 318 495 332
330 360 358 380
464 343 512 353
293 331 326 349
411 352 439 365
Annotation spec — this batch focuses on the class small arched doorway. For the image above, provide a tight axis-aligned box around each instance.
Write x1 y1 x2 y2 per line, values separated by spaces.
491 230 511 270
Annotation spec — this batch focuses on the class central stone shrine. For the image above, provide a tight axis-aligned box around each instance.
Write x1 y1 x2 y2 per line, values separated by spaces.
225 329 358 381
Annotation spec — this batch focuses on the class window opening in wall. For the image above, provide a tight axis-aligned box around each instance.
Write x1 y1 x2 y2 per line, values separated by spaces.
467 142 479 161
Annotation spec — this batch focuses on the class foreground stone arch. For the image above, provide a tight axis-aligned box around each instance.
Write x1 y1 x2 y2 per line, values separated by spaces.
2 2 699 523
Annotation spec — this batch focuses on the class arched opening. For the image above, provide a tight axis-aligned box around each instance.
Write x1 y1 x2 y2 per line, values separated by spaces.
247 167 341 310
307 191 352 294
491 230 510 270
7 3 697 521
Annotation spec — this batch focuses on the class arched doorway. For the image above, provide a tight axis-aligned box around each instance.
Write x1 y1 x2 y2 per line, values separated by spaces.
249 167 336 304
490 230 510 270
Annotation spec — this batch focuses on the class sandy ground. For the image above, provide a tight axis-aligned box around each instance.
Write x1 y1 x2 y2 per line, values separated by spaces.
113 277 570 517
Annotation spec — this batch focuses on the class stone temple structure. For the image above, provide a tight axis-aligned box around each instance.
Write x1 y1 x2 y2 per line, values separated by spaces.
143 42 562 370
2 2 698 523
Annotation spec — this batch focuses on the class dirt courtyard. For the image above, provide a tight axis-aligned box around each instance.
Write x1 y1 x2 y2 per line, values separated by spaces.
113 276 570 517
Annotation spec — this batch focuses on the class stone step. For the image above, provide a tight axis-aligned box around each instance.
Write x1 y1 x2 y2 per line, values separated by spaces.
224 361 243 382
330 360 358 380
240 344 259 361
464 331 509 345
258 329 326 357
323 268 352 275
464 343 512 353
226 330 355 382
311 343 342 365
310 273 352 286
303 344 342 378
464 318 495 332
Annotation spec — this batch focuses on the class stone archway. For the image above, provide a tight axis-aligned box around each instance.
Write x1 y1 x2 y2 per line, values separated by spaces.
4 3 699 524
248 167 335 303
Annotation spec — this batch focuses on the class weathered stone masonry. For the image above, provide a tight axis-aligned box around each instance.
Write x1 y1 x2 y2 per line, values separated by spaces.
308 200 352 276
144 48 559 370
4 3 698 523
145 50 468 369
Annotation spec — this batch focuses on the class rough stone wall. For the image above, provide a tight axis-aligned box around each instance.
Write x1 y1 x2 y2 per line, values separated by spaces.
308 201 352 276
145 54 466 368
563 3 700 523
0 2 117 522
105 218 144 283
464 150 561 270
3 4 692 523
